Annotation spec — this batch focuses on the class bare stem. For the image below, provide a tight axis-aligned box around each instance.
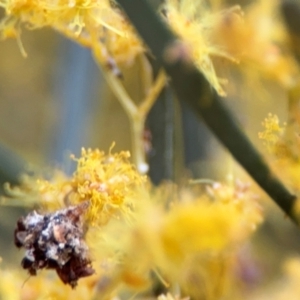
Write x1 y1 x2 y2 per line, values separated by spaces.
94 49 165 173
139 69 167 117
102 68 138 117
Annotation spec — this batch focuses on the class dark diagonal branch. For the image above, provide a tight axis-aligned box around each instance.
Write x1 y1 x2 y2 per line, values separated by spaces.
116 0 298 224
281 0 300 62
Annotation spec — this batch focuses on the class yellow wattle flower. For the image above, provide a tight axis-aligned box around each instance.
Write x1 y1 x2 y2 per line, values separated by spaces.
163 0 239 96
69 147 146 224
6 148 146 226
258 113 290 159
0 0 144 64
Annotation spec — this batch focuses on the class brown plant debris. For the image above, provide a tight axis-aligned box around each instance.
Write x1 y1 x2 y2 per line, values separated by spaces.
14 201 94 288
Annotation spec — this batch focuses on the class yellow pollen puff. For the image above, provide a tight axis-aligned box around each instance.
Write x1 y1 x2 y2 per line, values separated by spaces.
32 148 146 226
258 113 284 148
163 0 239 96
0 0 145 65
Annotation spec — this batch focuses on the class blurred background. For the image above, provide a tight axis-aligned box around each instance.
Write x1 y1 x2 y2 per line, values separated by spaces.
1 1 300 297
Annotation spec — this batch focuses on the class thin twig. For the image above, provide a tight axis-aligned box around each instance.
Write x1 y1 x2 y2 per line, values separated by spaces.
139 69 167 117
94 47 166 173
101 67 138 117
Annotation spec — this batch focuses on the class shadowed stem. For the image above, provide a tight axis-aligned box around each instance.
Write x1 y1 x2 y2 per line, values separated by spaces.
281 0 300 63
116 0 298 224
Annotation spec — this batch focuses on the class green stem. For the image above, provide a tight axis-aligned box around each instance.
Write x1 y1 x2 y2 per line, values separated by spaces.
116 0 298 224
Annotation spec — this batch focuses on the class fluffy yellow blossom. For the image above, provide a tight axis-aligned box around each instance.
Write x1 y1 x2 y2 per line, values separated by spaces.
163 0 238 96
159 202 250 262
212 0 299 88
69 148 146 224
140 191 260 298
0 0 144 64
6 148 146 226
258 113 285 154
258 114 300 198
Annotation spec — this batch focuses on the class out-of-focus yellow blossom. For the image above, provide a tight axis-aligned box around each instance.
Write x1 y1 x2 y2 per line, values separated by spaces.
0 0 144 65
259 114 300 200
258 113 285 154
278 258 300 299
205 181 263 231
135 188 261 298
157 293 190 300
159 202 253 262
248 258 300 300
212 0 299 88
163 0 238 96
0 265 100 300
259 114 296 155
92 181 263 299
